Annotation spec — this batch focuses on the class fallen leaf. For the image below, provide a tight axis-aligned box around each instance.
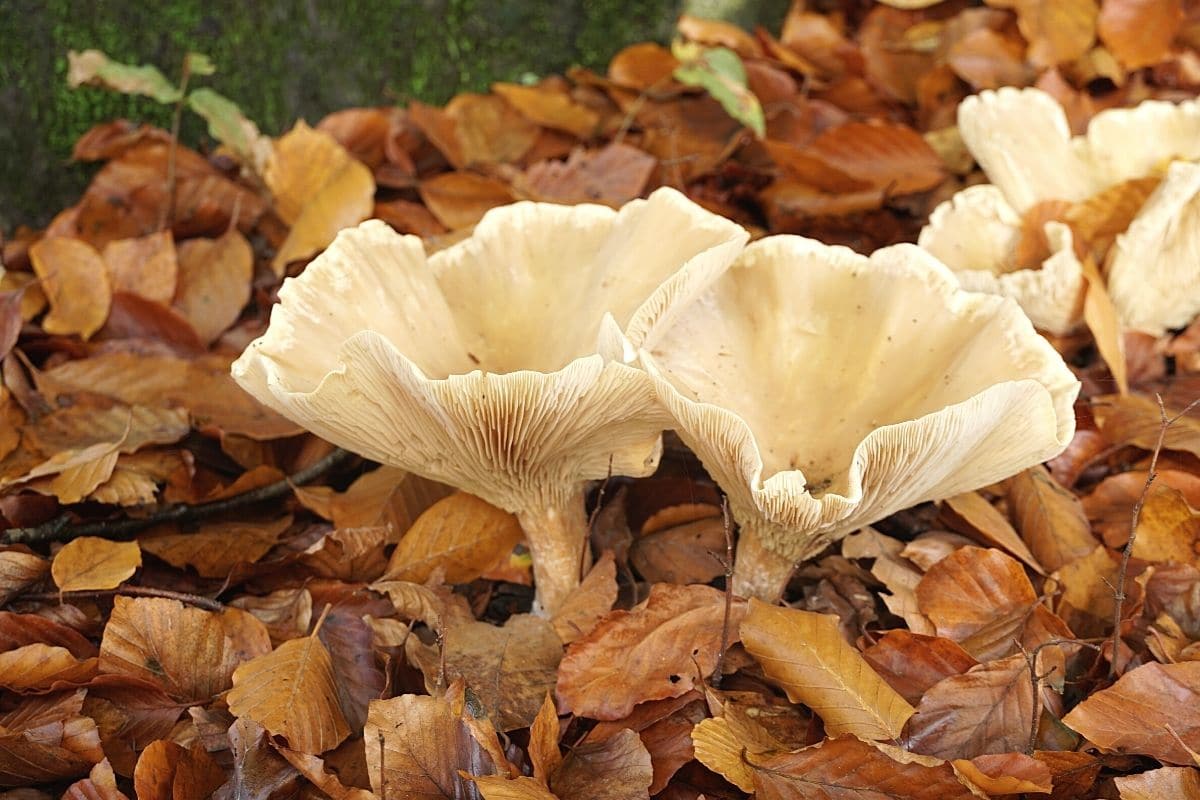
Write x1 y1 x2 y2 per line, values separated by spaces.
1114 765 1200 799
551 550 617 644
916 546 1038 660
132 740 225 800
1131 484 1200 568
606 42 679 90
1098 0 1184 69
172 230 253 344
63 758 130 800
1007 465 1099 572
228 622 351 755
101 231 177 304
314 608 386 731
468 775 559 800
518 144 655 208
529 694 562 784
1062 660 1200 764
492 82 600 138
419 171 516 230
138 516 291 579
862 630 979 705
214 717 301 800
382 491 524 584
229 588 313 646
802 121 946 194
942 490 1044 573
551 727 652 800
556 583 746 720
186 88 272 174
0 644 97 692
947 27 1035 89
0 551 50 606
66 50 181 103
1007 0 1099 67
740 599 915 740
903 654 1035 759
51 538 141 592
29 237 112 339
446 93 540 165
630 515 726 585
1082 256 1128 395
952 752 1053 795
297 526 389 582
1093 393 1200 458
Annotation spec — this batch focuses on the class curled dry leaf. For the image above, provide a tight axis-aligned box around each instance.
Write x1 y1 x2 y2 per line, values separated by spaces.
1098 0 1184 69
29 237 112 340
492 82 600 138
1007 0 1099 67
228 625 351 755
1062 660 1200 764
0 644 97 692
739 599 915 741
550 549 617 644
1092 393 1200 459
551 727 652 800
1130 484 1200 568
468 774 559 800
952 752 1053 795
556 584 747 721
519 144 655 208
446 93 539 166
214 717 301 800
942 490 1044 574
903 654 1035 760
315 608 387 731
382 491 525 585
418 171 516 229
862 630 979 706
0 551 50 606
132 739 225 800
1007 465 1098 573
51 537 141 592
529 694 562 784
0 691 105 787
63 757 130 800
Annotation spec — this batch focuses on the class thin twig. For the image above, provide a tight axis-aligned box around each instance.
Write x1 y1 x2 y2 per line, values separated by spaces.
3 447 352 546
711 496 734 688
159 56 193 232
21 585 224 612
1109 395 1200 679
1021 636 1104 753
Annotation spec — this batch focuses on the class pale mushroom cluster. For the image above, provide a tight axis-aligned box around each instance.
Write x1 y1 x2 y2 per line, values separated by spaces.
920 87 1200 336
234 186 1079 612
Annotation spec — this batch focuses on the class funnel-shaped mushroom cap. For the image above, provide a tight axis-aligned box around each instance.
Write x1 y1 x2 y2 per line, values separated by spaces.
640 236 1079 565
232 188 747 612
919 87 1200 335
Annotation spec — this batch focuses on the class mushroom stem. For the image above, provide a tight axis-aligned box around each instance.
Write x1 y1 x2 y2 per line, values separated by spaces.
731 527 795 603
518 488 592 617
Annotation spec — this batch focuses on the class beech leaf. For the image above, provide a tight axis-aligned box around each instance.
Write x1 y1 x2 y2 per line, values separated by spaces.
51 537 141 592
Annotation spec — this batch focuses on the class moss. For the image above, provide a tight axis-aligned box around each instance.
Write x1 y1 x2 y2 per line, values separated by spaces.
1 0 780 230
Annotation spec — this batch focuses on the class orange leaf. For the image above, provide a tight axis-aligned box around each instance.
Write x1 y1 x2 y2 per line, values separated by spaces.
139 515 290 578
739 599 914 740
1092 393 1200 458
101 231 177 304
1114 766 1200 799
551 550 617 644
862 630 978 705
468 774 560 800
802 121 946 194
557 583 746 720
1007 465 1099 573
382 491 524 584
0 691 105 786
550 727 652 800
1082 255 1128 395
0 552 50 606
172 229 253 344
1062 660 1200 764
519 144 655 208
447 92 540 165
29 237 112 339
132 740 224 800
493 83 600 138
1098 0 1184 69
1007 0 1099 67
419 171 516 230
942 490 1044 574
1132 484 1200 568
52 537 141 592
529 694 562 784
953 752 1053 795
228 624 351 755
607 43 679 90
0 644 98 692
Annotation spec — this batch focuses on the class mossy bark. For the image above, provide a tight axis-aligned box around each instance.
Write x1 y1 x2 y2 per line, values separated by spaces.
0 0 788 231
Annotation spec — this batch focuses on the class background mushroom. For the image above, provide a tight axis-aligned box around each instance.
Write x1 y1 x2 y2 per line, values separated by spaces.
919 87 1200 336
232 188 748 614
639 236 1079 601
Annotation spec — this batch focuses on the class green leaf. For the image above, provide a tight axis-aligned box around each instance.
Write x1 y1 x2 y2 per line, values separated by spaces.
66 49 182 104
671 42 765 138
187 88 270 172
185 52 217 76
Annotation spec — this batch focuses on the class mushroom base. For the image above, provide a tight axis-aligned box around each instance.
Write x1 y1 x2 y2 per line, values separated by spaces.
731 527 796 603
518 489 592 617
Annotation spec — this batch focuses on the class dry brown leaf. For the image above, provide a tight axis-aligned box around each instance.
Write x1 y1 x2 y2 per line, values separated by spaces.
1114 765 1200 799
802 121 946 195
551 549 617 644
952 752 1053 795
101 231 177 304
1007 465 1099 573
408 100 465 169
382 491 523 584
213 717 301 800
99 596 270 703
62 758 130 800
942 490 1044 573
229 588 313 646
1066 177 1161 252
29 237 112 339
51 537 141 592
0 551 49 606
492 83 599 138
606 42 679 90
0 644 97 692
315 607 387 731
947 27 1035 89
1062 660 1200 764
172 229 253 344
446 93 540 165
273 746 377 800
316 106 395 168
1052 545 1124 635
294 464 454 537
862 630 979 706
419 171 516 230
740 599 915 740
364 690 499 799
529 693 562 784
1007 0 1099 67
551 727 652 800
843 528 935 634
749 736 980 800
468 775 559 800
138 515 291 578
1093 393 1200 458
0 692 105 787
1132 484 1200 568
691 715 777 792
1098 0 1184 69
519 144 655 208
903 654 1035 759
132 740 225 800
0 611 96 658
297 526 389 582
916 546 1038 660
630 515 726 585
556 584 746 720
228 624 351 755
1082 256 1128 395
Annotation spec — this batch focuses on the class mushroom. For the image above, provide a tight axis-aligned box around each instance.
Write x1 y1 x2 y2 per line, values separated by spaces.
919 87 1200 336
232 188 748 614
639 236 1079 601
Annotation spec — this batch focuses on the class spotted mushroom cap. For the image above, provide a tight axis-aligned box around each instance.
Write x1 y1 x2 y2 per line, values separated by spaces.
232 187 748 513
640 235 1080 562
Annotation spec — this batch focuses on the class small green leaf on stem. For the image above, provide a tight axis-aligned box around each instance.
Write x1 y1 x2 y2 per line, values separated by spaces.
67 49 183 104
671 41 765 138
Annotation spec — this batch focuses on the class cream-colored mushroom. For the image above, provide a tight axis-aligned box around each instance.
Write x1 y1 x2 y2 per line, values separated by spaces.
920 86 1200 336
232 188 747 614
639 236 1079 602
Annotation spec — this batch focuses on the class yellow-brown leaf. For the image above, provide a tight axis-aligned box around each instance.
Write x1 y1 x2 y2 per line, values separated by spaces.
383 491 524 584
52 537 141 592
30 237 112 339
